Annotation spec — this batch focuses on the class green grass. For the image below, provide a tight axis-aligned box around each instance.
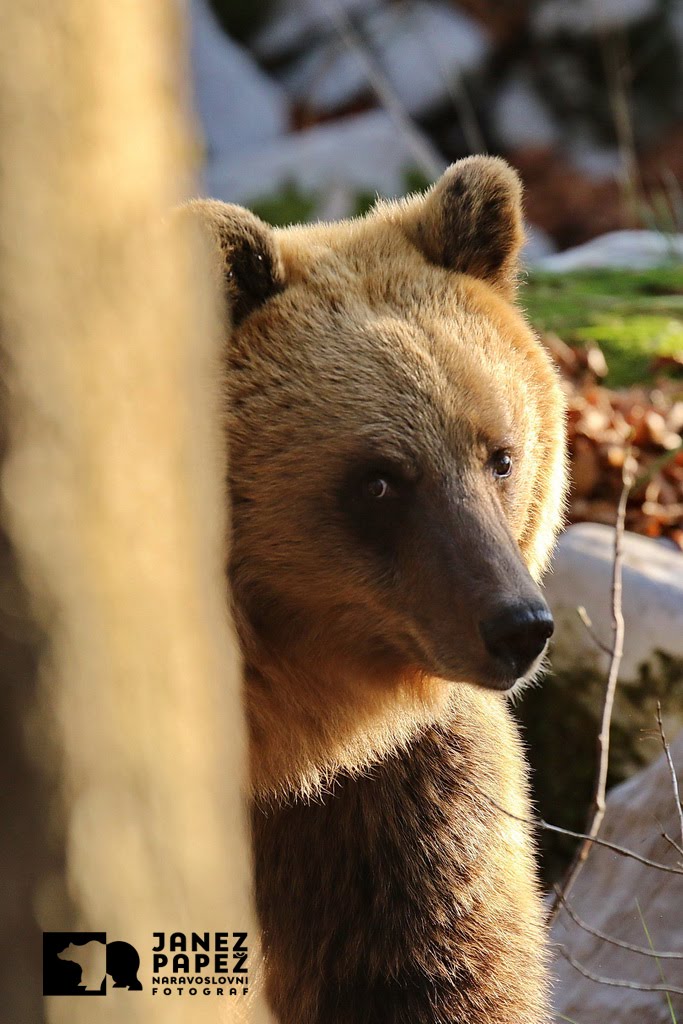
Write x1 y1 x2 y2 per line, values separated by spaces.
573 316 683 388
521 267 683 387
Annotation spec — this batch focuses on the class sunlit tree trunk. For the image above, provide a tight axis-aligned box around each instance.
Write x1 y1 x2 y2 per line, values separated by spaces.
0 2 271 1021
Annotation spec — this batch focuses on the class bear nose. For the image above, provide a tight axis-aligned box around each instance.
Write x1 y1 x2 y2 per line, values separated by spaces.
479 601 554 678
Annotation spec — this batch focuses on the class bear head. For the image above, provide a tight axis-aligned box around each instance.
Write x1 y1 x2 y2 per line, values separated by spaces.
192 157 567 799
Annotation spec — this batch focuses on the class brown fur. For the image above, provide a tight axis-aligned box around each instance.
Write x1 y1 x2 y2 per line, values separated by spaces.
253 692 546 1024
193 156 567 1023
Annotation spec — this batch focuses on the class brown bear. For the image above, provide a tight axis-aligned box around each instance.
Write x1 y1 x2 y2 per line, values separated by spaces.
193 156 567 1024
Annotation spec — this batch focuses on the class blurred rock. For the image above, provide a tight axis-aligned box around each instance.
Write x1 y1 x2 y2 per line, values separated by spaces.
545 523 683 682
551 732 683 1023
536 230 683 270
492 74 559 150
282 2 489 117
189 0 289 160
520 523 683 879
534 0 657 36
202 109 438 207
540 521 683 797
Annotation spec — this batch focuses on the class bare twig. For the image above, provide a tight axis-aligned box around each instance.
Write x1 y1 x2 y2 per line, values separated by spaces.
540 824 683 876
662 832 683 861
656 701 683 849
547 451 636 925
323 0 445 182
557 945 683 996
471 781 683 876
554 888 683 960
576 605 612 656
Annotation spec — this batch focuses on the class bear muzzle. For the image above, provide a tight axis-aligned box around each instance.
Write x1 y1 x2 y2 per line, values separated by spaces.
479 599 554 686
402 496 555 692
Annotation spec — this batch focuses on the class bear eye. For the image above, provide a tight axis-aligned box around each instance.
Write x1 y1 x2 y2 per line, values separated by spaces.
364 476 393 500
489 449 513 479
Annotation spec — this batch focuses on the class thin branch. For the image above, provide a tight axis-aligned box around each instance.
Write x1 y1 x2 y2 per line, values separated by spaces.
539 823 683 876
656 700 683 849
576 605 612 656
557 945 683 996
554 888 683 960
662 832 683 861
547 451 636 925
322 0 445 182
471 781 683 876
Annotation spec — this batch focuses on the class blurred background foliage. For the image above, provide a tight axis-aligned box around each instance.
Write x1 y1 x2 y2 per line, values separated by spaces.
199 0 683 244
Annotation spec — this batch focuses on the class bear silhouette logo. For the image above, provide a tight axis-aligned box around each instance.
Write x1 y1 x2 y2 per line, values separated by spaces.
43 933 143 995
43 933 106 995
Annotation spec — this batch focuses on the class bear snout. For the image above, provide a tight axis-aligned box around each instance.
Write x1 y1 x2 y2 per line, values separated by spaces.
479 599 554 681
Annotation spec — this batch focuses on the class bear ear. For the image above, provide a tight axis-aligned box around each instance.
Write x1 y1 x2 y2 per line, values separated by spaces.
188 199 285 326
398 157 525 297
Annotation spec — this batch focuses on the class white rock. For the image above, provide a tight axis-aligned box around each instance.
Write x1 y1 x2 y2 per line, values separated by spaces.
189 0 289 160
544 523 683 682
282 2 489 116
552 731 683 1023
201 109 442 208
492 73 559 150
534 0 657 36
534 230 683 270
